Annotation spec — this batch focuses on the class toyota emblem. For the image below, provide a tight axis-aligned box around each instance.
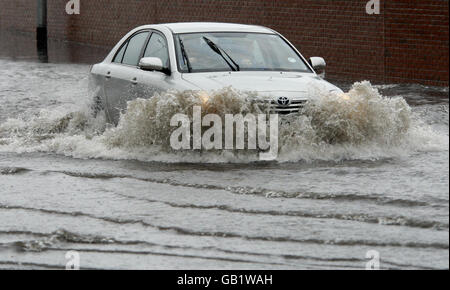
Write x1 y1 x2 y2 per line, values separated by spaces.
277 96 291 106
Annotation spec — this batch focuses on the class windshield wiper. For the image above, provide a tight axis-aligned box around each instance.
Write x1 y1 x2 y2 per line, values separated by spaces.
179 38 192 73
202 36 240 72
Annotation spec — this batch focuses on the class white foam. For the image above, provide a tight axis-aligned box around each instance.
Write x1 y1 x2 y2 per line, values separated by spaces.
0 81 447 163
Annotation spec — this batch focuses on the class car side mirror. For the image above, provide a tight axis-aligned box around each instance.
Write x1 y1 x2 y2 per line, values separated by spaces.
139 57 170 74
309 57 326 78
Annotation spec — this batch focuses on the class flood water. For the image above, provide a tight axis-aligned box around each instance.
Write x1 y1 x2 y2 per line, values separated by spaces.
0 42 448 269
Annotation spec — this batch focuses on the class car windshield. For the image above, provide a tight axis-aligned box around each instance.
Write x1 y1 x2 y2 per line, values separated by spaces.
175 32 312 73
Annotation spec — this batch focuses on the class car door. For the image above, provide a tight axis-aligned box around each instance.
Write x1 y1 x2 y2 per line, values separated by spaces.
104 30 150 124
135 31 173 100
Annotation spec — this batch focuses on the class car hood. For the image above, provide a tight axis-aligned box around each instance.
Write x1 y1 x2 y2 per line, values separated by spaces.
181 71 342 99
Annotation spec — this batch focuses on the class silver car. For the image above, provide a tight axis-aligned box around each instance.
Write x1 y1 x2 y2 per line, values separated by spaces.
90 22 343 124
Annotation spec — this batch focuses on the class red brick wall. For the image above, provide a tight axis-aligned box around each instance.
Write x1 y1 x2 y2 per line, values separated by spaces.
0 0 448 86
384 0 449 85
0 0 37 33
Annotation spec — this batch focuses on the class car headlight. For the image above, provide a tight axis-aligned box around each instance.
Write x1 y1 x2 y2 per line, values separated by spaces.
198 91 210 104
339 93 351 100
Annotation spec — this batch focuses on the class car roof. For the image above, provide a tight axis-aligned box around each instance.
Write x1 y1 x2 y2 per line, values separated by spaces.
154 22 275 34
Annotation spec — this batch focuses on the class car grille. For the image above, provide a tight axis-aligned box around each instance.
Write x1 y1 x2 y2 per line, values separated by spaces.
270 99 308 115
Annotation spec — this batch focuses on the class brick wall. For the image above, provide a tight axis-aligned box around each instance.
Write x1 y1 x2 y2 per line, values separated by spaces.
0 0 448 86
384 0 449 85
0 0 37 34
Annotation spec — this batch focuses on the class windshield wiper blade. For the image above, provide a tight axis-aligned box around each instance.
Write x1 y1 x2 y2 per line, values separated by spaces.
202 36 240 72
179 38 192 73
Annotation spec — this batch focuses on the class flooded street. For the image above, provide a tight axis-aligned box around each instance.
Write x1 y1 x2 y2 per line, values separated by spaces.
0 58 448 270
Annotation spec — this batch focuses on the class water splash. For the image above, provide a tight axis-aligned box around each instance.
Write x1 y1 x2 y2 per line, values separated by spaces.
0 81 447 163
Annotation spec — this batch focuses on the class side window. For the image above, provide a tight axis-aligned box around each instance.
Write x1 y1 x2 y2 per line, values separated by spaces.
144 33 169 68
113 42 127 63
121 31 150 66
